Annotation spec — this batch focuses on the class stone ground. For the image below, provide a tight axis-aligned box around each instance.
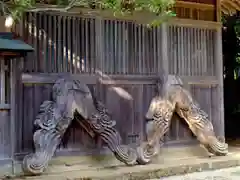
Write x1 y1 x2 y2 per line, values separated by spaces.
3 145 240 180
159 166 240 180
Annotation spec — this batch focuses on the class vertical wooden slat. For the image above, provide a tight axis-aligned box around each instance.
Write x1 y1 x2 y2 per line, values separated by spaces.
123 21 126 75
72 17 76 74
190 27 194 76
210 30 215 76
142 25 146 74
134 23 138 74
193 28 197 76
26 13 33 72
62 16 67 72
48 14 52 72
0 59 5 104
68 16 72 73
117 21 121 74
199 28 203 76
203 29 207 75
174 26 177 75
105 20 109 74
90 18 95 73
196 28 200 76
187 28 191 76
85 18 89 73
112 21 116 74
95 17 103 74
43 13 48 72
111 20 115 74
161 23 168 75
153 27 157 74
76 17 80 73
37 13 43 72
181 26 184 75
168 26 172 73
32 12 38 72
53 15 57 73
79 17 83 72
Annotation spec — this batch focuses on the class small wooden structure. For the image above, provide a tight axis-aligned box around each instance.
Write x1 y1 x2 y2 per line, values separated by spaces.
0 27 33 171
0 0 238 173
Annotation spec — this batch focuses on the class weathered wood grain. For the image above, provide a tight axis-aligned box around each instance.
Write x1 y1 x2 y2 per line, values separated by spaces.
10 12 223 158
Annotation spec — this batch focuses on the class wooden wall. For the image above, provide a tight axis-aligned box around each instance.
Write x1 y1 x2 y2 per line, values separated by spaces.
10 12 223 158
175 0 218 21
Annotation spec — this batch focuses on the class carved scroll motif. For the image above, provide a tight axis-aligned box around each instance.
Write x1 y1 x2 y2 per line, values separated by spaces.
22 79 137 176
164 75 228 156
74 100 137 166
137 97 175 164
136 75 228 165
22 101 73 175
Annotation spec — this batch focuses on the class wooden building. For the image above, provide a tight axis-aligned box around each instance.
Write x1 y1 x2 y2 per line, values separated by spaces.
0 0 239 173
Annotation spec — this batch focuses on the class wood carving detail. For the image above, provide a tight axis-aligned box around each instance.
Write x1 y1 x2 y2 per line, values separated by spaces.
22 78 137 175
22 75 228 174
137 75 228 165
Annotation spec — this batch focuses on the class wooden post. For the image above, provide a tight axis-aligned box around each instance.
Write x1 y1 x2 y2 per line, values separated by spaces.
216 0 221 22
215 26 225 142
10 59 17 174
160 23 170 142
95 17 103 148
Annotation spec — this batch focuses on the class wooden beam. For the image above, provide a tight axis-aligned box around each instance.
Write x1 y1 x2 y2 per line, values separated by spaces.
227 0 240 10
21 73 219 86
176 1 214 10
21 73 98 84
221 0 240 14
222 0 240 11
168 18 221 30
221 6 231 14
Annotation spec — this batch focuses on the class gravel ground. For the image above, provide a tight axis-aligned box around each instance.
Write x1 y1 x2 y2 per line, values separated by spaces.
151 166 240 180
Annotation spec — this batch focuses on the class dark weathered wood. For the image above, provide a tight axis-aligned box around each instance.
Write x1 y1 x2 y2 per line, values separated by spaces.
10 12 224 161
0 110 10 158
22 78 138 175
10 59 17 173
22 73 219 85
137 75 228 165
215 27 225 140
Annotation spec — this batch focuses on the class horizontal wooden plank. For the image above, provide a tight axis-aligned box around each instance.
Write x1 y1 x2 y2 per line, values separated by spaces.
168 18 222 30
22 73 98 84
176 1 214 10
182 76 219 86
21 73 219 86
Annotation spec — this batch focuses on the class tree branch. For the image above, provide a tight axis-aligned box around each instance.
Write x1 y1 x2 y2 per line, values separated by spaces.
0 1 10 15
28 0 79 12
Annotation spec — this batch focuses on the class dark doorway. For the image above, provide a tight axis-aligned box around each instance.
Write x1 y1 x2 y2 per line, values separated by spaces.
222 12 240 143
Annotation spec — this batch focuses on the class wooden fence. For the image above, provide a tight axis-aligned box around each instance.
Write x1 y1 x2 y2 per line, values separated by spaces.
8 12 224 157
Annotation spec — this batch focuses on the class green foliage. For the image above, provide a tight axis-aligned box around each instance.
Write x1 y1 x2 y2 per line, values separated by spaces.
56 0 69 5
10 0 36 20
1 0 176 26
